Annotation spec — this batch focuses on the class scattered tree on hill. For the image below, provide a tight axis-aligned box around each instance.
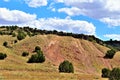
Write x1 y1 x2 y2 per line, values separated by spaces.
109 68 120 80
27 49 45 63
12 32 16 37
3 41 8 47
6 25 18 31
101 68 111 78
14 40 17 43
104 49 116 59
22 52 29 57
59 60 74 73
17 31 26 40
0 53 7 60
35 46 41 52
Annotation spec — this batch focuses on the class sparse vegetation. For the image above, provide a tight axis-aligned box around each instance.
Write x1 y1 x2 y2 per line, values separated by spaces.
1 26 120 79
104 49 116 59
3 41 8 47
17 31 26 40
35 46 41 52
101 68 111 78
59 60 74 73
109 68 120 80
101 67 120 80
28 47 45 63
12 32 16 37
0 53 7 60
22 52 29 57
14 40 18 43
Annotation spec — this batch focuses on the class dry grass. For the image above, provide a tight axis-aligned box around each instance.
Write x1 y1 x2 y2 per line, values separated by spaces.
0 70 108 80
0 34 115 80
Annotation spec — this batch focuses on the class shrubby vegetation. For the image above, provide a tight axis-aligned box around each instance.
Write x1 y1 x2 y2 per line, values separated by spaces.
0 53 7 60
14 40 18 43
102 67 120 80
6 25 18 31
102 68 111 78
0 26 119 50
109 68 120 80
22 52 29 57
12 32 16 37
104 49 116 59
27 46 45 63
17 31 26 40
35 46 41 52
59 60 74 73
3 41 8 47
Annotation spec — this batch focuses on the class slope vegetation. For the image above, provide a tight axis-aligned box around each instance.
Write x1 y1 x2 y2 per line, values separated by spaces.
0 27 120 80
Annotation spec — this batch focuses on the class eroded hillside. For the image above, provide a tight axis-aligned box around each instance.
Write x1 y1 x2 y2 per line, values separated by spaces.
0 27 120 80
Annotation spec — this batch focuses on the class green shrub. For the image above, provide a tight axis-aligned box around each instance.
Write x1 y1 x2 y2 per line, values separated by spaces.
3 41 8 47
35 46 41 52
12 32 16 37
22 52 29 57
0 53 7 60
27 50 45 63
109 68 120 80
17 31 26 40
104 49 116 59
14 40 17 43
102 68 111 78
59 60 74 73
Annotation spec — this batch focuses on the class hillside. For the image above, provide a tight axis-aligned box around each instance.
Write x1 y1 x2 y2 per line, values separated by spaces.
0 26 120 80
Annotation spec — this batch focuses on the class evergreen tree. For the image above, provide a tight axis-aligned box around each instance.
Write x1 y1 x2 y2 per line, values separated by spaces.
59 60 74 73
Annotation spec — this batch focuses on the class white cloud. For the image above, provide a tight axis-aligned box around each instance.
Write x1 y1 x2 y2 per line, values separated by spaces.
0 8 36 24
3 0 10 2
23 18 96 35
100 18 120 27
58 7 84 16
56 0 120 26
25 0 47 8
0 7 96 35
104 34 120 40
105 0 120 12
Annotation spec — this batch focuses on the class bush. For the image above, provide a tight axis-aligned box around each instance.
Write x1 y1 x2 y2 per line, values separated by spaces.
109 68 120 80
102 68 111 78
17 31 26 40
3 41 8 47
0 53 7 60
35 46 41 52
59 60 74 73
14 40 17 43
27 50 45 63
12 32 16 37
22 52 29 57
104 49 116 59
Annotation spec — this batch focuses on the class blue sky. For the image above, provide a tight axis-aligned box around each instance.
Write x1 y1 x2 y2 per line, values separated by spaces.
0 0 120 41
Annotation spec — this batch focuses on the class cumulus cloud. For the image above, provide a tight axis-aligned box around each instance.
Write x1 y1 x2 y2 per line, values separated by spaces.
100 18 120 27
0 7 95 35
25 0 47 8
104 34 120 40
0 8 36 24
23 18 96 35
56 0 120 26
58 7 84 16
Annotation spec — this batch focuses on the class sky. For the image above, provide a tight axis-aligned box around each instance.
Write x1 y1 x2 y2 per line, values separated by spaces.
0 0 120 41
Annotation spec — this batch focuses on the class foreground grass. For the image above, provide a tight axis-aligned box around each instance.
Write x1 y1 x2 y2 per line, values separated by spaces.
0 70 108 80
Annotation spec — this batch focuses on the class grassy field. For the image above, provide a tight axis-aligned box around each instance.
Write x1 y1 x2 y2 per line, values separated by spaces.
0 70 108 80
0 33 115 80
